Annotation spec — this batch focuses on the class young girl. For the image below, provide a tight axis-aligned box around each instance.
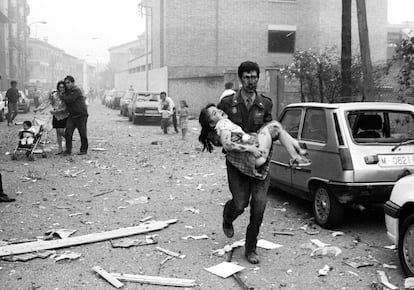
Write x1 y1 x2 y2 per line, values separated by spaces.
199 104 310 174
178 100 189 139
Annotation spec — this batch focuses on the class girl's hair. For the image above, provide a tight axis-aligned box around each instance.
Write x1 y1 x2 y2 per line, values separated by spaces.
180 100 188 108
198 103 221 153
56 80 65 91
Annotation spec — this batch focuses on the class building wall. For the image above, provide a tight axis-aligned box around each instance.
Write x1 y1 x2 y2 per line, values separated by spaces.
0 0 9 91
114 66 168 92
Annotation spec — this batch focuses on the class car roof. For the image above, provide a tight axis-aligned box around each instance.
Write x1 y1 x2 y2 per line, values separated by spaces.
285 102 414 111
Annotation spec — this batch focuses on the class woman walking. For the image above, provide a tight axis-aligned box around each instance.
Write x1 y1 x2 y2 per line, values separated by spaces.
34 81 69 154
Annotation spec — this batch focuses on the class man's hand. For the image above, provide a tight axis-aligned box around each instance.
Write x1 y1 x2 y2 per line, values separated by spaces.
249 146 263 158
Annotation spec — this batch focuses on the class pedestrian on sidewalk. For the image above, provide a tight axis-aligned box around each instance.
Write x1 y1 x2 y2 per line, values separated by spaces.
178 100 189 139
34 81 69 154
60 75 88 156
216 61 273 264
5 80 20 126
0 173 15 202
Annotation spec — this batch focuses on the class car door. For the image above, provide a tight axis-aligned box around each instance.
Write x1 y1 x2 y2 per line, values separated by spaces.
291 108 328 193
270 107 303 188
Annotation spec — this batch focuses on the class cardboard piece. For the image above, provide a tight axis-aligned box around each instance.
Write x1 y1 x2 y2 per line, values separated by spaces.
1 250 55 262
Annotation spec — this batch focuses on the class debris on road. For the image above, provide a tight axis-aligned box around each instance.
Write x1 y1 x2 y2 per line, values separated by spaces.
93 266 124 289
343 257 375 269
382 263 397 269
140 216 153 223
213 240 245 256
376 270 398 290
0 219 177 257
318 265 331 276
44 229 77 240
68 213 83 217
331 231 345 237
384 245 396 250
310 239 331 248
156 246 185 259
272 231 294 236
54 251 81 262
181 234 209 240
93 189 114 197
91 148 107 151
111 235 157 248
125 196 149 205
405 277 414 289
204 262 245 279
110 272 197 288
160 256 173 265
311 246 342 257
1 250 55 262
257 239 283 250
183 207 200 214
61 169 86 178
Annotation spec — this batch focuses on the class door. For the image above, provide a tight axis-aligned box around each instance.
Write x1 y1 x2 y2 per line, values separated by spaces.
270 108 303 187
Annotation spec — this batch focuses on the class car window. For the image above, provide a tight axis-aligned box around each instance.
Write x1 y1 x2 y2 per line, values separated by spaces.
302 109 327 142
280 109 302 139
149 94 160 102
347 110 414 143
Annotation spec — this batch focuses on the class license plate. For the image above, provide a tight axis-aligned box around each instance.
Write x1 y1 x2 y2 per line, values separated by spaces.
378 154 414 167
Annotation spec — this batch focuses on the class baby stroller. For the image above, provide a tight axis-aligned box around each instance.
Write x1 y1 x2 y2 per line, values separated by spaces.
11 116 51 161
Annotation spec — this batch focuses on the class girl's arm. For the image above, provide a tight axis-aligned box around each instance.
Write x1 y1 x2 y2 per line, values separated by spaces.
220 130 262 157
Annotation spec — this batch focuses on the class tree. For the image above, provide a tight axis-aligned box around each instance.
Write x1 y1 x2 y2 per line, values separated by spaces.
395 37 414 103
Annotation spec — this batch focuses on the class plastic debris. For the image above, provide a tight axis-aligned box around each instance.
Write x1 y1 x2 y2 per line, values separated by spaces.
183 207 200 214
318 265 331 276
310 239 331 248
382 264 397 269
376 270 398 290
384 245 396 250
213 240 245 256
125 196 149 205
331 231 344 237
311 246 342 257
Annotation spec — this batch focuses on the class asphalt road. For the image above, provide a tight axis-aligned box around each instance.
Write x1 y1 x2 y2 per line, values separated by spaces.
0 101 406 289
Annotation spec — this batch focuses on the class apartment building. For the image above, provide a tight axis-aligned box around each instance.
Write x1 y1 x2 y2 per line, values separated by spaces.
116 0 388 113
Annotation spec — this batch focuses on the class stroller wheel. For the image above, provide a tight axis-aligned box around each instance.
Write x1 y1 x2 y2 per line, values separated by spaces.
11 153 17 160
28 154 35 161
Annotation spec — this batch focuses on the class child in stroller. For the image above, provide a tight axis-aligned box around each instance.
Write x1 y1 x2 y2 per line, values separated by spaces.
12 118 49 161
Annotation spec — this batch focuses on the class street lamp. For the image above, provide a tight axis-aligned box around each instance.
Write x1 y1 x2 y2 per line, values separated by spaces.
138 2 152 91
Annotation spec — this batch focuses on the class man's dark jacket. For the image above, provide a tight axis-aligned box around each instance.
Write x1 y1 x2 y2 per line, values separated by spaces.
217 90 273 133
60 86 88 117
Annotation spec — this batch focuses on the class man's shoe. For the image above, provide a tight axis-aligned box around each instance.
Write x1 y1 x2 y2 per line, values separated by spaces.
245 251 260 264
62 151 71 156
77 151 87 155
222 221 234 238
0 194 15 202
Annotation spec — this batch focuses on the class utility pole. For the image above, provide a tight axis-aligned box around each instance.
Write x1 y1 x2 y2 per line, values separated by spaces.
341 0 352 102
356 0 374 101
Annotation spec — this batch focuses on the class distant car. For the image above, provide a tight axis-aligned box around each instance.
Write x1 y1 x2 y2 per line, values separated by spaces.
385 174 414 277
0 92 5 121
120 91 134 116
270 102 414 228
109 90 125 110
131 92 161 124
2 90 31 113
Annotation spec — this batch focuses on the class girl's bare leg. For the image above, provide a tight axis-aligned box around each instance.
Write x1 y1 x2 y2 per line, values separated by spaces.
56 128 64 153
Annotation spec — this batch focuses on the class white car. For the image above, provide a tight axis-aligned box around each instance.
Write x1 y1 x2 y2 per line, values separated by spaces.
384 173 414 276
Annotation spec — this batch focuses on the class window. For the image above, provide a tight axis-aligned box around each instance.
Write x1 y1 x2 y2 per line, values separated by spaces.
268 25 296 53
280 108 302 138
302 109 327 142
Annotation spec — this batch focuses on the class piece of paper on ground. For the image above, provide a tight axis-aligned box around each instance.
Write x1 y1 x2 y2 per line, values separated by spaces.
257 239 283 250
204 262 245 278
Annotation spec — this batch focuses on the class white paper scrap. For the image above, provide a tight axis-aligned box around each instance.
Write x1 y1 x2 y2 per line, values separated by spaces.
257 239 283 250
204 262 245 278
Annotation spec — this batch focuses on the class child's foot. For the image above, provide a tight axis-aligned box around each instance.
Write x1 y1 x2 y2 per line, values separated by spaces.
290 156 312 167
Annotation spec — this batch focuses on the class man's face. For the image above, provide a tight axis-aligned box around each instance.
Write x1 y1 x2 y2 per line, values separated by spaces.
160 93 166 101
240 71 258 93
11 82 17 88
65 80 73 89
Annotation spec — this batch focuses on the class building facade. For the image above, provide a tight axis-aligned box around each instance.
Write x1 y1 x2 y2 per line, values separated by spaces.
115 0 388 114
0 0 29 91
27 37 95 92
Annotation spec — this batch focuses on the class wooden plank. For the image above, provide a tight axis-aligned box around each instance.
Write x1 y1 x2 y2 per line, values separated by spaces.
93 266 124 288
110 273 196 287
0 220 177 257
156 246 185 259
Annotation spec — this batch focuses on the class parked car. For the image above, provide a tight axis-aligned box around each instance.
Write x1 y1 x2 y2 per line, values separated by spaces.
0 92 5 121
384 173 414 277
109 90 125 110
1 90 31 113
120 91 134 116
270 102 414 228
131 92 161 124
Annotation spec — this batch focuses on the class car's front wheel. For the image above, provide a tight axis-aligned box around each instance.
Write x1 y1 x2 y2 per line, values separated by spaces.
399 213 414 276
312 184 344 229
